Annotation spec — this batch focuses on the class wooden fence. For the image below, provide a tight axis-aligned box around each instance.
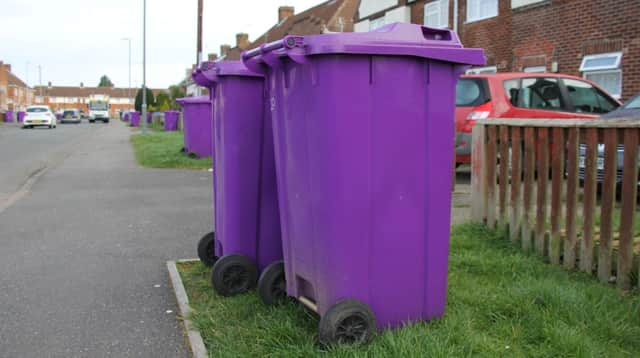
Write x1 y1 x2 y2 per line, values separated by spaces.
471 118 640 290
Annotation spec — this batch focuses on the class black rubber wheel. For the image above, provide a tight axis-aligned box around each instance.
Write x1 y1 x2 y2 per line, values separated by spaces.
180 147 186 153
197 232 217 267
89 120 95 123
187 152 198 159
257 261 287 305
104 119 109 123
318 299 376 346
210 254 257 296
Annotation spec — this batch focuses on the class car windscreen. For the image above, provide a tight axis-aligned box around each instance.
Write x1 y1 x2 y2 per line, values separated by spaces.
27 107 48 113
63 110 76 116
622 95 640 109
456 78 489 107
89 102 108 110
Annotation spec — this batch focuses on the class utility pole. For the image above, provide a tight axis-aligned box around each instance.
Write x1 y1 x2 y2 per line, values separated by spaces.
122 38 132 109
141 0 148 134
38 65 42 98
196 0 203 96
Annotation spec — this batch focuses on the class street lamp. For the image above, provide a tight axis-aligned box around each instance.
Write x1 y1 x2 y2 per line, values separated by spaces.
141 0 148 134
121 38 132 110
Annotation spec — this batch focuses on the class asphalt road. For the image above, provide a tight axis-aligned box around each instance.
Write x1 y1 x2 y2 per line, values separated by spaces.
0 120 212 357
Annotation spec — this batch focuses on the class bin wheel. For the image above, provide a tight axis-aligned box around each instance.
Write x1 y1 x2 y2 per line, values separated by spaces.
187 152 198 159
210 254 257 296
318 299 376 346
196 232 217 267
180 147 186 153
257 261 287 305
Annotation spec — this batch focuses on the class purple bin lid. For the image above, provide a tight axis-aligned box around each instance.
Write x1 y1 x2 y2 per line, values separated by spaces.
243 22 485 71
192 60 262 88
175 96 210 106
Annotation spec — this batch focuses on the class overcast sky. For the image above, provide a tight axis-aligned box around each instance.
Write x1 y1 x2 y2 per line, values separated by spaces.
0 0 322 89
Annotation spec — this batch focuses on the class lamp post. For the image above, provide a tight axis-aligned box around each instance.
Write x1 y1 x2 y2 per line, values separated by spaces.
141 0 147 134
121 38 132 110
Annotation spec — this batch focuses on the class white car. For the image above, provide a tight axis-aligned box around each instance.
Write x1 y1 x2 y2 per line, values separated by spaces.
23 105 57 129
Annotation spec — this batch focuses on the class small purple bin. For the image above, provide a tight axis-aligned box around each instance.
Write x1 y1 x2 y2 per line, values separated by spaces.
4 110 14 123
17 111 25 123
243 23 485 342
163 110 179 131
129 111 140 127
175 96 212 158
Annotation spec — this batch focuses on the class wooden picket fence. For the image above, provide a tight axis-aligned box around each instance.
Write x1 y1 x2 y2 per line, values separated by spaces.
471 118 640 290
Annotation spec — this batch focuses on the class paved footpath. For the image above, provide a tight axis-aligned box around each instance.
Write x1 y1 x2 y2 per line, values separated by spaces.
0 121 211 357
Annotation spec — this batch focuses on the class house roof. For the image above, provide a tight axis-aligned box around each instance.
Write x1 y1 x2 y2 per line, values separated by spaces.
223 0 357 61
6 71 28 88
31 86 168 98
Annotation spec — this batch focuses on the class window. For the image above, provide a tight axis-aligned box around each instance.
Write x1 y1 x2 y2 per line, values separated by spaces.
467 0 498 23
518 78 563 110
523 66 546 73
424 0 449 28
580 52 622 98
503 79 520 106
369 16 386 30
563 79 618 114
456 78 490 107
511 0 546 8
466 66 497 75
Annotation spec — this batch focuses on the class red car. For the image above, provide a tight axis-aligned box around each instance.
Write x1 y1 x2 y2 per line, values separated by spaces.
455 73 621 164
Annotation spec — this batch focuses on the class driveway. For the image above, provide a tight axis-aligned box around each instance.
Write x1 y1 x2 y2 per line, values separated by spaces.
0 121 211 357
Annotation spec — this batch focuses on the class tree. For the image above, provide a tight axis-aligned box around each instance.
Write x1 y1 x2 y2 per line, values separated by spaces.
155 92 171 111
98 75 114 87
169 85 186 109
134 87 156 112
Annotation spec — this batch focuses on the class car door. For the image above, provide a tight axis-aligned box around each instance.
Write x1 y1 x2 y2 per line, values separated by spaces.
505 77 581 119
559 78 620 116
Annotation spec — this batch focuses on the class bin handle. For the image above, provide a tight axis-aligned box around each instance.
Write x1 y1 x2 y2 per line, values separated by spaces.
242 36 307 71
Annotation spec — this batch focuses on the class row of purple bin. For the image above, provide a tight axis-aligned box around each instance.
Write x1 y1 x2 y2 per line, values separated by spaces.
190 23 484 345
121 110 180 132
2 110 26 123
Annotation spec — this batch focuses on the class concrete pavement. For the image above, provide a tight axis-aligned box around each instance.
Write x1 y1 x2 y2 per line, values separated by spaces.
0 121 211 357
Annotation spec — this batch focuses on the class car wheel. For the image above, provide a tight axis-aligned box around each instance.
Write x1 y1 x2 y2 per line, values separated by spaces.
49 125 53 129
89 120 95 123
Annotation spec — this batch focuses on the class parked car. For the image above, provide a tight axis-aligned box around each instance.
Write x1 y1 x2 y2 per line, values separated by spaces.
61 109 82 124
455 73 621 164
22 105 57 129
578 93 640 187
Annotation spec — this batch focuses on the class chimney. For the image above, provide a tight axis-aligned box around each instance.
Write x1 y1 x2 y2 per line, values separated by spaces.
207 53 218 61
6 64 11 73
220 44 231 57
278 6 294 22
48 81 52 88
236 33 249 50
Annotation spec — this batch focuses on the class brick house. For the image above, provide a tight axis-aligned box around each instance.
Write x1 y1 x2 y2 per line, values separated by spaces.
1 61 34 112
354 0 640 100
32 84 167 116
219 0 359 61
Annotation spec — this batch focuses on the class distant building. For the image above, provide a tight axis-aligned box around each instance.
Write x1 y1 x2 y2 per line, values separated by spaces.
221 0 359 61
0 61 34 112
32 83 168 116
354 0 640 100
183 0 359 89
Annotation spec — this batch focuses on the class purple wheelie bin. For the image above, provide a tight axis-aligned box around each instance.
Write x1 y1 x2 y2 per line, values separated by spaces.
176 96 212 158
191 61 284 298
17 111 25 123
243 23 484 344
123 112 130 122
5 110 13 123
163 110 179 131
129 111 140 127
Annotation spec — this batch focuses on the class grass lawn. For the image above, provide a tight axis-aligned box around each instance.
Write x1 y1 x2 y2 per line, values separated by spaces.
130 130 211 170
177 224 640 357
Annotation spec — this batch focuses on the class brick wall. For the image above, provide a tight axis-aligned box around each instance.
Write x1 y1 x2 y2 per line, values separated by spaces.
457 0 640 100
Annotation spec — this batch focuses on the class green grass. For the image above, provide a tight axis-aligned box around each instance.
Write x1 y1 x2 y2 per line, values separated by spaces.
177 224 640 357
130 130 211 169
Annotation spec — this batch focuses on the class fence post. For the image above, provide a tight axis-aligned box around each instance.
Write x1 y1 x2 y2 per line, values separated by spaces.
471 123 486 222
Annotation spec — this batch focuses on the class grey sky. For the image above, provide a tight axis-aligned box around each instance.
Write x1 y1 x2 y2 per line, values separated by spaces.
0 0 323 89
